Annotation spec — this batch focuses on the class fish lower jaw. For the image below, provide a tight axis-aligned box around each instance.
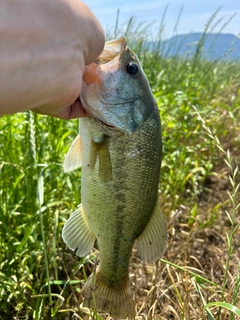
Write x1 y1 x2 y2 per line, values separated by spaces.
96 118 115 129
80 95 115 129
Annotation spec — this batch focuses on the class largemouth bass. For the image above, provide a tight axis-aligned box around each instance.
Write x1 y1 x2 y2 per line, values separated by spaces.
62 37 167 319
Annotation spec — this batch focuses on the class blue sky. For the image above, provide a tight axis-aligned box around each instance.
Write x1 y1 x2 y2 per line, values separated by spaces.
84 0 240 39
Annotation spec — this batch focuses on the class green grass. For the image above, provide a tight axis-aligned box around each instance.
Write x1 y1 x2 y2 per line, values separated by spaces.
1 10 240 320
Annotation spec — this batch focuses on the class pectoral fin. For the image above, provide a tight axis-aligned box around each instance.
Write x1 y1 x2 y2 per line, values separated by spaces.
63 134 82 172
98 142 112 180
90 134 112 180
136 198 168 263
62 205 96 257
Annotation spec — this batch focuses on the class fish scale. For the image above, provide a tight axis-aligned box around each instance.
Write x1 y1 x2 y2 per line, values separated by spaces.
62 37 168 319
81 116 160 236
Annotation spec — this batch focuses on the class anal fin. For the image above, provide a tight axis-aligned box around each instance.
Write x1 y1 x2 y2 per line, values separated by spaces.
136 197 168 263
62 205 96 257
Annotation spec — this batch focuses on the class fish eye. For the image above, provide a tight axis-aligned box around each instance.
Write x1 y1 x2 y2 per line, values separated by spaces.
126 62 139 75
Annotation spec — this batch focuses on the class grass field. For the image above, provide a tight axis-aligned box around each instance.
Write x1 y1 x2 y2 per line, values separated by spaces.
0 14 240 320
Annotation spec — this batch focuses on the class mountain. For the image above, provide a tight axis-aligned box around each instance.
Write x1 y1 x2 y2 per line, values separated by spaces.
150 33 240 61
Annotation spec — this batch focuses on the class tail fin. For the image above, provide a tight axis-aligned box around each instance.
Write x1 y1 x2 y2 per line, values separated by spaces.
82 269 135 319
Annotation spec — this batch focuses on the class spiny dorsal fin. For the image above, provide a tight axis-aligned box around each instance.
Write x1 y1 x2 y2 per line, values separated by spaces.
63 134 82 172
62 205 96 257
136 197 168 263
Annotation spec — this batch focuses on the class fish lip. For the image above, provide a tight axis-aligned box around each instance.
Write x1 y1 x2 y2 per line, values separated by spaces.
80 93 136 132
80 81 140 131
96 119 117 130
82 78 140 107
79 90 115 128
98 96 137 106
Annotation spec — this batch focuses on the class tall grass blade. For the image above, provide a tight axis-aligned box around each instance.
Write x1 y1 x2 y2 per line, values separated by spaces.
204 302 240 317
1 8 239 319
160 259 218 287
27 111 53 315
194 280 215 320
114 9 120 38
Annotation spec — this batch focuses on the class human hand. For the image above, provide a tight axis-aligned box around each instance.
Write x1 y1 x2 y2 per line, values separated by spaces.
0 0 105 119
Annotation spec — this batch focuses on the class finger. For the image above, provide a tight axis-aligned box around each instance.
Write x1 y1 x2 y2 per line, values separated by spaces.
76 2 105 65
57 100 87 120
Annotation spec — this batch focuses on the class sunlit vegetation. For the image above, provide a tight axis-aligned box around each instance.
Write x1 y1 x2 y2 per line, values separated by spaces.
0 10 239 320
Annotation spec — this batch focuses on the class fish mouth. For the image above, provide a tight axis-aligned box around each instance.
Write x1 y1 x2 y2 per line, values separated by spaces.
79 37 127 126
79 86 114 128
80 89 136 131
80 36 143 134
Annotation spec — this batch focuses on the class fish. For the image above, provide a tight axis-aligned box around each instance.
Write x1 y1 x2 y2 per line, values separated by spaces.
62 36 168 319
